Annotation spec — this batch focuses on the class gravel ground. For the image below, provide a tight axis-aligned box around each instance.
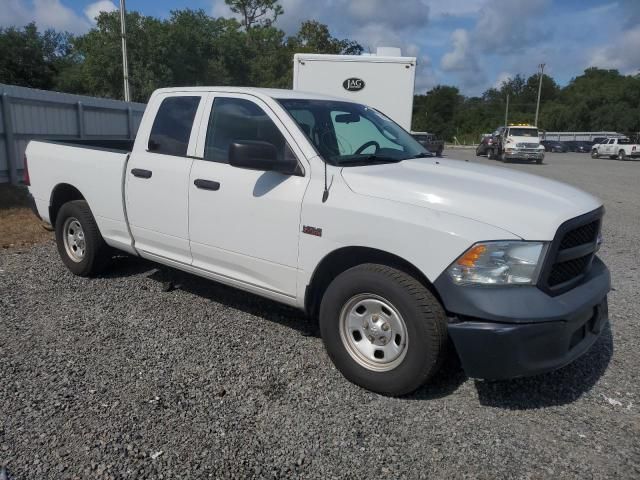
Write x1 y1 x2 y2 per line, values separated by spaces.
1 150 639 479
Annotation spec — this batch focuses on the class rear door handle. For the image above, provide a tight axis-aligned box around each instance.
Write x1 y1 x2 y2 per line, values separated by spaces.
131 168 152 179
194 179 220 191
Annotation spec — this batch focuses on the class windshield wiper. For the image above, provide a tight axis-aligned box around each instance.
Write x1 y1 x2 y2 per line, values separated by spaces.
338 155 404 166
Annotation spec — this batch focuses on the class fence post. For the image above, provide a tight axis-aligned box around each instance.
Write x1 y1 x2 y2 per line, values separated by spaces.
77 101 85 138
1 93 18 185
127 106 133 139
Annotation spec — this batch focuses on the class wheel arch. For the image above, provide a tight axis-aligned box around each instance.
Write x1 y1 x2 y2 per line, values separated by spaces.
304 246 441 318
49 183 86 226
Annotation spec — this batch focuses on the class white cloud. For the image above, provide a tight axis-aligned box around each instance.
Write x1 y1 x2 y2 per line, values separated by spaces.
493 71 512 89
346 0 429 29
473 0 550 54
84 0 118 23
1 0 32 27
589 26 640 74
427 0 483 17
441 28 486 89
1 0 91 32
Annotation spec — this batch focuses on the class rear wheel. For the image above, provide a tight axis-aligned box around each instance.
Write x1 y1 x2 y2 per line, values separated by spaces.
618 150 627 161
319 264 447 396
55 200 110 277
436 148 443 157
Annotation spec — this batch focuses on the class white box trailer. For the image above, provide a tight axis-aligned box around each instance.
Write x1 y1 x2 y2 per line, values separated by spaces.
293 51 417 131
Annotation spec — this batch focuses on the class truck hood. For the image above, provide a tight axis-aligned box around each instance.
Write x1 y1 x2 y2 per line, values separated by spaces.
340 157 602 240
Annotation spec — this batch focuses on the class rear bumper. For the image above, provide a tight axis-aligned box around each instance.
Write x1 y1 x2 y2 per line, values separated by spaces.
434 257 610 380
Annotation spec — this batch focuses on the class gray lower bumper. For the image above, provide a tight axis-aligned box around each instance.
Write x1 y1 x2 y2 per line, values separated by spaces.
504 150 544 160
434 257 610 379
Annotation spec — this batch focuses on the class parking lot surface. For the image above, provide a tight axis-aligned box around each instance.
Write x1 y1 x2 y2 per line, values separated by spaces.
1 150 639 479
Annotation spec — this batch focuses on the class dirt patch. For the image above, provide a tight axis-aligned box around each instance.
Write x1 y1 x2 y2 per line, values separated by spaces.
0 184 53 249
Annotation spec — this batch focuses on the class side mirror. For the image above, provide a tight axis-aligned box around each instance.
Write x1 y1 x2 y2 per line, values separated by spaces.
148 138 160 151
229 141 297 175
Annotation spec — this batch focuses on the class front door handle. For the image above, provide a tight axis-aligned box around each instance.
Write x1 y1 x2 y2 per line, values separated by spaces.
194 179 220 191
131 168 152 179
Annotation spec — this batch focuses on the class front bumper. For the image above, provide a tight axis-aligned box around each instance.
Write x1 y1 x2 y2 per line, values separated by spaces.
504 149 544 160
434 257 610 380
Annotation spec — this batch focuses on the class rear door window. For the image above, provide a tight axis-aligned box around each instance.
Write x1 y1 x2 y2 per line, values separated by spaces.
148 96 201 156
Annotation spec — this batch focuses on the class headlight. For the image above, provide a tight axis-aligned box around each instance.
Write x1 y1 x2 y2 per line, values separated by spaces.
447 241 548 286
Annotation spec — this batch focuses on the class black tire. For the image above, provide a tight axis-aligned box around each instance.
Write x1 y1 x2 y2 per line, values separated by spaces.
501 152 509 163
487 148 495 160
618 150 626 161
55 200 110 277
536 158 543 164
591 149 599 159
319 263 447 396
436 148 443 157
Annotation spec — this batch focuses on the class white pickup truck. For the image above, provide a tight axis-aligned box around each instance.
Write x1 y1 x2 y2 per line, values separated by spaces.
591 137 640 160
25 87 610 395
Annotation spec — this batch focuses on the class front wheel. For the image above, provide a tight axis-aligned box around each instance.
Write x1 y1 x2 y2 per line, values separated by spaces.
591 150 599 159
501 152 509 163
55 200 110 277
319 264 447 396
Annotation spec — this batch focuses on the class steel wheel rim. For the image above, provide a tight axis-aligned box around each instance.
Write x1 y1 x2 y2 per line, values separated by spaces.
339 293 408 372
63 217 86 262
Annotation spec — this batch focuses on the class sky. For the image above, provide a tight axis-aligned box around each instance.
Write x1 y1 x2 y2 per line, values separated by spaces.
2 0 639 96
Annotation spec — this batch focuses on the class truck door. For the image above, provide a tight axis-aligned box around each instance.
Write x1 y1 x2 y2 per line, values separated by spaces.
125 92 206 264
605 139 616 155
188 93 309 298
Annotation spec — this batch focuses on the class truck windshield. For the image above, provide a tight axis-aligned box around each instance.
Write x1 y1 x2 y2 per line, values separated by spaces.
508 128 538 137
278 99 427 166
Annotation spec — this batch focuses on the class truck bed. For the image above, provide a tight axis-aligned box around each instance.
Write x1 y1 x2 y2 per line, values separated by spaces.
26 139 135 254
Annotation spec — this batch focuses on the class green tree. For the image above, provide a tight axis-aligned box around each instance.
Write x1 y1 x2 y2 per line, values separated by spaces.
412 85 463 141
224 0 283 29
290 20 362 55
0 23 72 89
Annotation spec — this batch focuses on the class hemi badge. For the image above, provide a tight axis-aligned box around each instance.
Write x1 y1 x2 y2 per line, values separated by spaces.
302 225 322 237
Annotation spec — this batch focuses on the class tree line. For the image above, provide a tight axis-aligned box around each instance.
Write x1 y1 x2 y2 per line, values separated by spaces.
0 1 361 103
1 0 638 141
412 69 640 142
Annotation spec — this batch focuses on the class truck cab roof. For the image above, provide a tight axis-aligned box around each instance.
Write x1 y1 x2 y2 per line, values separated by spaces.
152 86 346 103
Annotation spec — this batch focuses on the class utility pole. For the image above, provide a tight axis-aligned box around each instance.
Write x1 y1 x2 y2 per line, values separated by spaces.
504 93 509 127
119 0 131 102
534 63 545 126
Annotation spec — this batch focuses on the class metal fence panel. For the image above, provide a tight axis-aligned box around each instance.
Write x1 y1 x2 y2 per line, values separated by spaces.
541 131 621 141
0 83 146 185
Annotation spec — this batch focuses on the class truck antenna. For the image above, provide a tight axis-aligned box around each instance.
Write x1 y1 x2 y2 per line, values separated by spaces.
322 161 330 202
